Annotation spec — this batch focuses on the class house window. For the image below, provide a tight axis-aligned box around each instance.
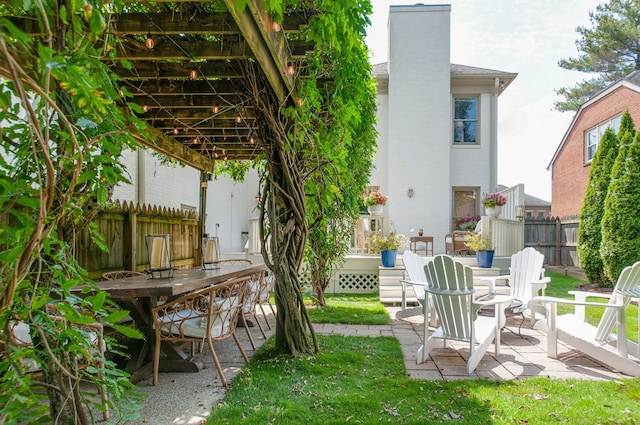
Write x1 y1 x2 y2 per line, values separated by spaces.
584 114 622 163
452 188 478 230
453 97 478 144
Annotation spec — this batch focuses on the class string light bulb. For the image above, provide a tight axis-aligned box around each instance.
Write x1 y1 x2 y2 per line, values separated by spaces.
189 69 198 79
145 32 155 49
249 134 255 144
212 103 219 114
173 126 179 135
272 21 281 32
235 114 242 123
286 62 295 75
142 100 149 112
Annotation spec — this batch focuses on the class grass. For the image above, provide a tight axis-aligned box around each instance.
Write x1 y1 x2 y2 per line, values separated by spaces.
204 274 640 424
304 294 391 325
209 335 640 424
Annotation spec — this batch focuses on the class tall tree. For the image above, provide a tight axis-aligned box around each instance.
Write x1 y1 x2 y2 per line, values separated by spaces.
555 0 640 112
577 126 619 286
601 129 640 281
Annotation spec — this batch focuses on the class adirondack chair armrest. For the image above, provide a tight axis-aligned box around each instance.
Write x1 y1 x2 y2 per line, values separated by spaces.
535 295 623 309
567 290 613 302
479 276 508 294
402 279 424 287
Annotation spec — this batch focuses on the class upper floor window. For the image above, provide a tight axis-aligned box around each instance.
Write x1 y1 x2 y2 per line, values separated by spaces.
453 97 477 144
585 114 622 163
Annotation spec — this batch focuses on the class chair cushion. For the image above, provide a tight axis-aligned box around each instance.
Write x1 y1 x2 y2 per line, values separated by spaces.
159 297 240 339
243 280 260 313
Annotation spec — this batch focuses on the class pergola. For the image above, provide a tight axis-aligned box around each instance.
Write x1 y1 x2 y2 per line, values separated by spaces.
110 0 312 169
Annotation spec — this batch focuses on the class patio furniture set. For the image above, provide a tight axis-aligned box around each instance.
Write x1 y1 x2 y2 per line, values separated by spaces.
397 248 640 376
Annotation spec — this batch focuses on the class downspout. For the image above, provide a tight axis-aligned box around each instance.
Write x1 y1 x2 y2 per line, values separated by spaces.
137 147 146 205
198 171 209 266
491 77 500 191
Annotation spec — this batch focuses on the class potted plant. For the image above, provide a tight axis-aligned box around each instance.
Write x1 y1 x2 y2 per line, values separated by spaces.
482 193 507 218
363 191 388 215
463 232 494 268
459 215 480 231
367 232 406 267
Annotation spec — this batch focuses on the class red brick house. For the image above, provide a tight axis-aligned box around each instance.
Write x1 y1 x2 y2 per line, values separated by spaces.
547 71 640 217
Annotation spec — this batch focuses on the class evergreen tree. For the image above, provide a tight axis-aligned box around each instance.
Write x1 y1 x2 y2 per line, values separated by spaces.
555 0 640 112
578 127 619 286
601 130 640 281
618 108 637 140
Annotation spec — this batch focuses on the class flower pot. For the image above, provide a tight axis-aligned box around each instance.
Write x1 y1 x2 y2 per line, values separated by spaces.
485 205 502 218
380 249 398 267
368 204 383 215
476 250 494 268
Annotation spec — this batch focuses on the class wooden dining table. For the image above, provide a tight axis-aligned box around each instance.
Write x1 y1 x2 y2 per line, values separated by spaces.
80 263 268 383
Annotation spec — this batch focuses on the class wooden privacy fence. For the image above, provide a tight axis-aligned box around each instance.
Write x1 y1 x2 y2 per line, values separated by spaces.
524 215 580 267
75 201 200 279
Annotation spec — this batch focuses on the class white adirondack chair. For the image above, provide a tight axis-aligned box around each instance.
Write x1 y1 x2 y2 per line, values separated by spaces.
481 247 551 326
536 261 640 376
396 250 436 327
419 255 513 373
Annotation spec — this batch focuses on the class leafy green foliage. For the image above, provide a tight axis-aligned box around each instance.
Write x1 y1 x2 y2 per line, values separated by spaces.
0 0 147 421
577 126 619 286
601 130 640 282
555 0 640 111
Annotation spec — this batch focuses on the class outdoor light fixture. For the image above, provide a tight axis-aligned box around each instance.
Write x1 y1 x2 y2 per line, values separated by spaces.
145 32 155 49
255 192 262 203
190 69 198 79
235 114 242 123
272 21 281 32
287 62 295 75
516 204 524 221
173 126 179 135
407 188 414 198
212 103 219 114
145 234 175 279
249 134 255 144
142 100 149 113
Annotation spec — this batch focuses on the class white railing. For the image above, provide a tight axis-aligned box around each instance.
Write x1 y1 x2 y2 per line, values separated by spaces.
494 184 525 221
478 216 524 257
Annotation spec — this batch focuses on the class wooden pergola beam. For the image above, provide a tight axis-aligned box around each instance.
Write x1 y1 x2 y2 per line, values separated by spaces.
133 128 217 172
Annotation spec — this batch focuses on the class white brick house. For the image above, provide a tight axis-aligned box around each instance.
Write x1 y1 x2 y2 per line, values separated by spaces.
370 4 517 253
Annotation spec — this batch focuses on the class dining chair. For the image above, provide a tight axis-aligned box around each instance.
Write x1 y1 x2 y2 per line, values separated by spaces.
151 276 250 386
257 271 276 329
240 270 268 349
101 270 145 280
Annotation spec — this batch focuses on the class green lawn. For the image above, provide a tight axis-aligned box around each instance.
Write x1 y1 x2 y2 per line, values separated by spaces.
205 273 640 424
208 335 640 424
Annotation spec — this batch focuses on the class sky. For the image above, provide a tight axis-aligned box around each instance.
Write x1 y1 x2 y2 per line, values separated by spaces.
365 0 604 201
